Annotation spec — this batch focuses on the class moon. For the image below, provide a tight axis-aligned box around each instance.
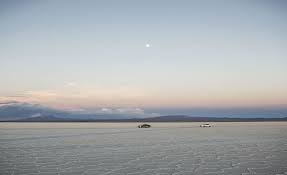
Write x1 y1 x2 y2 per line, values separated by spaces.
145 44 150 48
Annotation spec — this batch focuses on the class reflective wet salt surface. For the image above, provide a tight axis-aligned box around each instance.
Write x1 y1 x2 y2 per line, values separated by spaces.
0 122 287 175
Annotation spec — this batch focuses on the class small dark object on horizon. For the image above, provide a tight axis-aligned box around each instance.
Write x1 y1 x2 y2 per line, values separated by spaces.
138 124 151 128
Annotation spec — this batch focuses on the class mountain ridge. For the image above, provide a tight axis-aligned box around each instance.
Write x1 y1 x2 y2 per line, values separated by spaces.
1 103 287 122
4 115 287 122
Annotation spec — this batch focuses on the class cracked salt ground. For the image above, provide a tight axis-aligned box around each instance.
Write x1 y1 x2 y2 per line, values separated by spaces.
0 122 287 175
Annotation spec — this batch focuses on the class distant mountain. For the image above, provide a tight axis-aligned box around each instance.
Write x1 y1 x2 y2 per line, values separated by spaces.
0 103 67 120
17 114 64 122
136 115 196 122
145 107 287 118
1 103 287 122
8 115 287 122
0 103 145 121
107 115 287 122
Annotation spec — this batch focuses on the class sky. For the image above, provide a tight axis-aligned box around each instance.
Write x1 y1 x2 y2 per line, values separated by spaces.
0 0 287 111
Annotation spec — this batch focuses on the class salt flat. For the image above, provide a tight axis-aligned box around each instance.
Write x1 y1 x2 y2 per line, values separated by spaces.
0 122 286 175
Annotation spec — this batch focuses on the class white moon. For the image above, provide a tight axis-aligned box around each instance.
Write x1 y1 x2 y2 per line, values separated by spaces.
145 44 150 48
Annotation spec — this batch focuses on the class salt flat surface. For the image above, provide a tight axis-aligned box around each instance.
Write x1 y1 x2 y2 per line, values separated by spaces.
0 122 286 175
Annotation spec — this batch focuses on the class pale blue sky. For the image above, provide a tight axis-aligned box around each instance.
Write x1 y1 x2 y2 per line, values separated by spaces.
0 0 287 109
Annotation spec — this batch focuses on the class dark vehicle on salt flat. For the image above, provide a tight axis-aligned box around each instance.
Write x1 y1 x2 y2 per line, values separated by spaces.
138 124 151 128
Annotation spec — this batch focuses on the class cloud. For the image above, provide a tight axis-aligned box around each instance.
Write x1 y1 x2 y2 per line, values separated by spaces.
114 107 145 114
0 95 29 106
0 100 19 105
80 107 158 118
66 82 77 87
25 91 58 98
0 84 152 110
0 92 161 117
4 95 28 98
97 107 145 114
100 107 113 113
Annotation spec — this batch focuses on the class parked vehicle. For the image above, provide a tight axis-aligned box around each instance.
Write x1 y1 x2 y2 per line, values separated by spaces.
200 123 211 127
138 124 151 128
